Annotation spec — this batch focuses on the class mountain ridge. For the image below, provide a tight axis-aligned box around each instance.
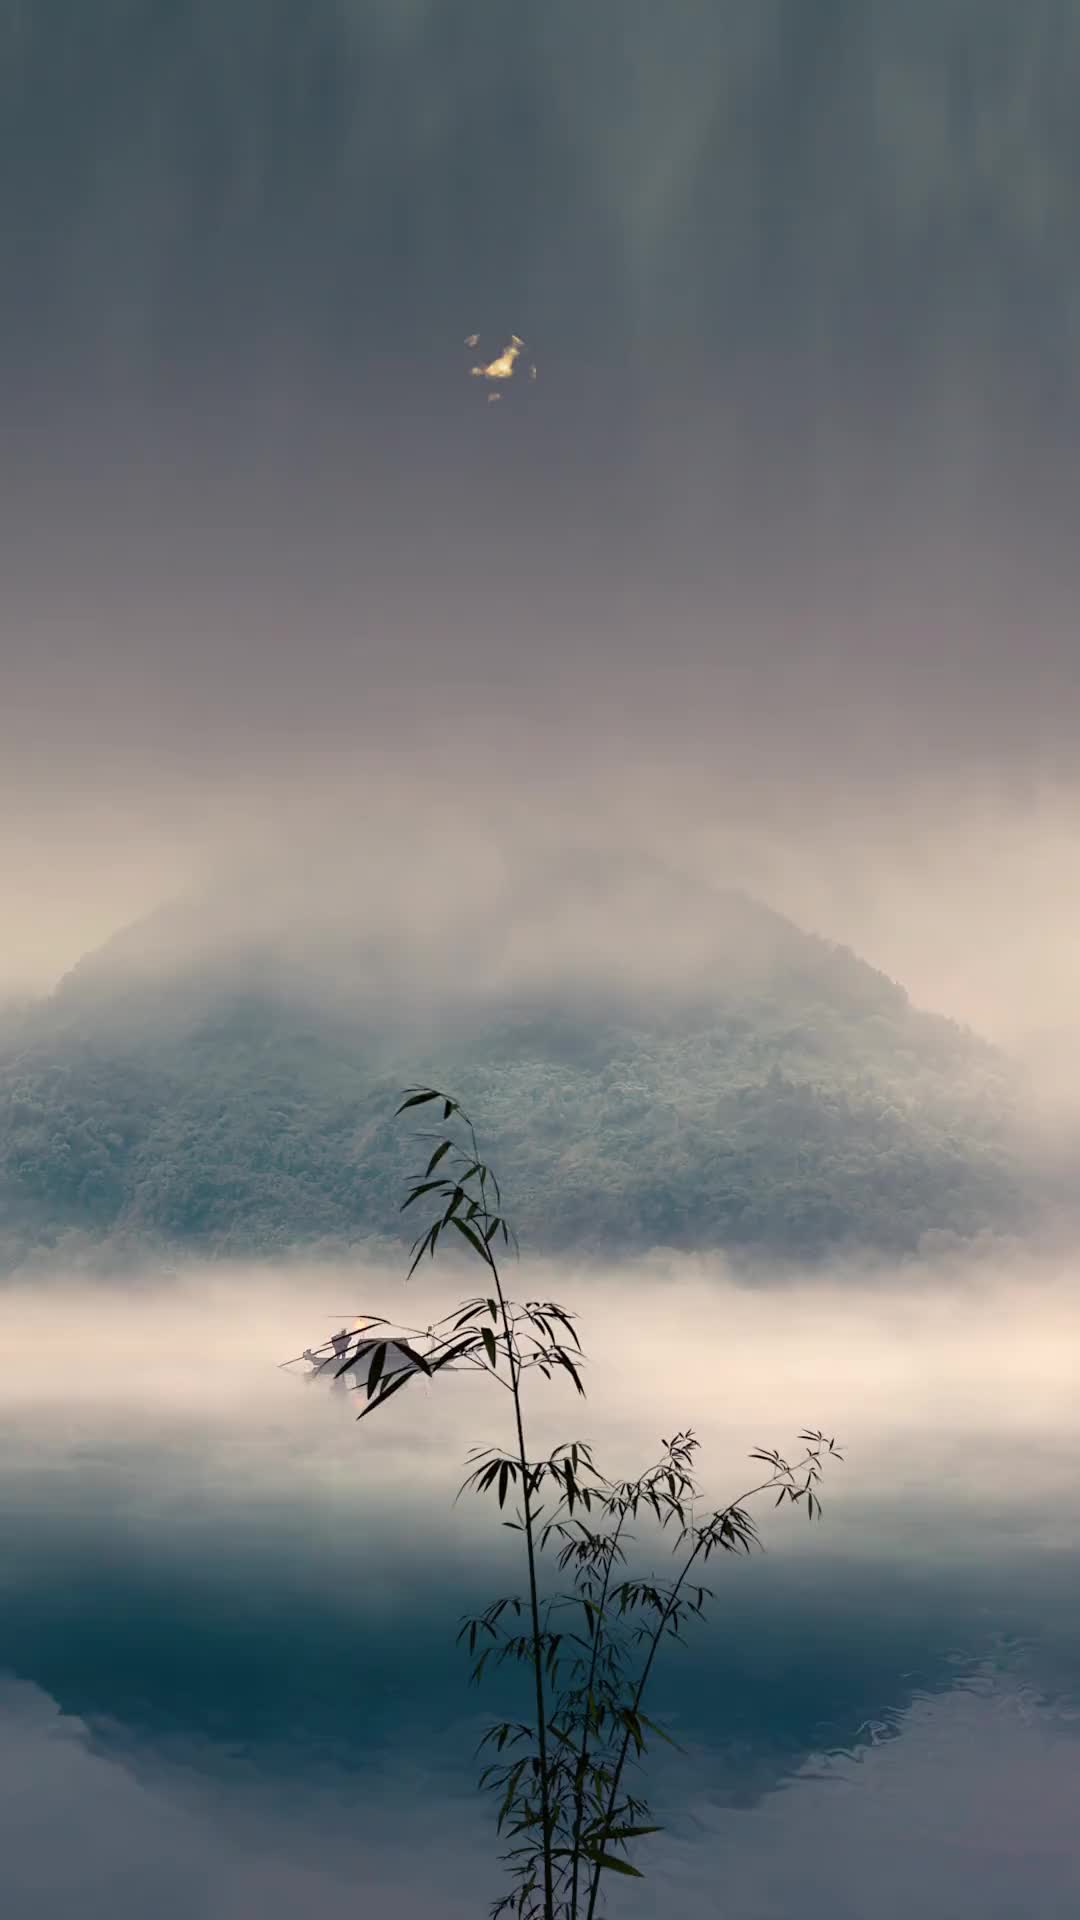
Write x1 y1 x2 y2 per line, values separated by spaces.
0 880 1040 1268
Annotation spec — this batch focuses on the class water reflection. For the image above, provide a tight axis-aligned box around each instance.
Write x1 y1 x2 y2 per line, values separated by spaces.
1 1263 1078 1916
633 1646 1080 1920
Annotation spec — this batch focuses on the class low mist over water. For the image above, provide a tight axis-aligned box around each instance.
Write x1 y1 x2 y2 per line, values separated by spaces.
4 1254 1080 1916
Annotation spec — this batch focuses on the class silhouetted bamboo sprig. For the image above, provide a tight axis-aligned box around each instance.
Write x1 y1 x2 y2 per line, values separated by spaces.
285 1089 842 1920
537 1434 699 1919
579 1428 844 1920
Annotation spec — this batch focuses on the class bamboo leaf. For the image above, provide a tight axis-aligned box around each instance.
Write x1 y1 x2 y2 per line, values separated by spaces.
366 1341 387 1398
355 1370 414 1420
451 1217 491 1261
424 1140 452 1176
429 1336 480 1372
333 1338 375 1380
583 1849 644 1878
543 1304 582 1350
396 1089 440 1113
400 1180 447 1212
638 1713 686 1753
553 1348 586 1396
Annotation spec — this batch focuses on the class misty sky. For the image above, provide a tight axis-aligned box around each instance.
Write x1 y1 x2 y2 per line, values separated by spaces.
5 2 1080 1053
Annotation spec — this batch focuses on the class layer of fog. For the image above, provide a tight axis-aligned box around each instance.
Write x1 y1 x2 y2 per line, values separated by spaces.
6 1249 1080 1559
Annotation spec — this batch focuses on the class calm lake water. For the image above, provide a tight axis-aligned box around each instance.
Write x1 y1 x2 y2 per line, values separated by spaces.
2 1255 1078 1917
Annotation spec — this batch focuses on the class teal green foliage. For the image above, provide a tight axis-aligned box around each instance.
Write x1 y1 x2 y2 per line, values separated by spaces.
0 908 1035 1266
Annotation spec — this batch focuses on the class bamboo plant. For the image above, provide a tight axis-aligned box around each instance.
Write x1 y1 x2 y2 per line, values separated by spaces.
287 1089 842 1918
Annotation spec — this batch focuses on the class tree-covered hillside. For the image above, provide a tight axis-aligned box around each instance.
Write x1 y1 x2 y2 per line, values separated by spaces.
0 885 1040 1269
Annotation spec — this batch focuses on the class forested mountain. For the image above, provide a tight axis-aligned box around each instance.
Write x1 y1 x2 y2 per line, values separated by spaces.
0 885 1042 1268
